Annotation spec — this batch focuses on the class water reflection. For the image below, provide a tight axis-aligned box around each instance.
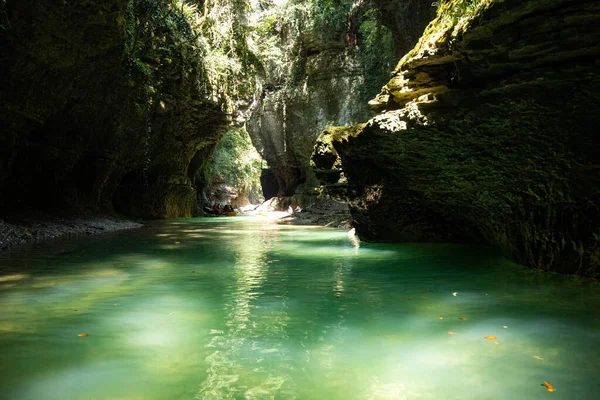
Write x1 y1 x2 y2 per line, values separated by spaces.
0 218 599 399
197 222 297 399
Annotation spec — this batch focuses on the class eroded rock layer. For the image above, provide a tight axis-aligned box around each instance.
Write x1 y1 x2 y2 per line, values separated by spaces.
313 0 600 276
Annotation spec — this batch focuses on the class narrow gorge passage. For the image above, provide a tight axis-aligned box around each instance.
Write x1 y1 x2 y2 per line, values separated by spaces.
1 0 599 398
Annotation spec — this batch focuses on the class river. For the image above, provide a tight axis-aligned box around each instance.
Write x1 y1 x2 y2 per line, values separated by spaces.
0 217 599 399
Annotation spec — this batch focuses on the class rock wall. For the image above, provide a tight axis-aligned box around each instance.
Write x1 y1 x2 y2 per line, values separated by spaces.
0 0 435 219
313 0 600 276
0 0 231 219
247 44 371 199
247 0 433 202
372 0 436 57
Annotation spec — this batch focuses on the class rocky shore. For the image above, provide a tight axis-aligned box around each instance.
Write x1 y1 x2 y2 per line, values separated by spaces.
0 212 143 251
278 199 352 230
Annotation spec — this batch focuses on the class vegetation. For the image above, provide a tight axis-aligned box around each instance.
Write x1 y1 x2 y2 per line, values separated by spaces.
124 0 257 116
357 8 395 101
118 0 401 207
248 0 394 97
205 128 264 204
420 0 490 46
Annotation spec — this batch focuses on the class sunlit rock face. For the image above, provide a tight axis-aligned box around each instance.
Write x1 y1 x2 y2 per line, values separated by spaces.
247 48 371 199
0 0 227 219
247 0 433 201
313 0 600 276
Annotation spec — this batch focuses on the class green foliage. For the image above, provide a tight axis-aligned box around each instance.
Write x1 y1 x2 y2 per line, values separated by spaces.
357 8 395 100
206 128 263 198
195 0 257 109
247 0 395 96
124 0 256 114
247 0 309 86
310 0 355 41
436 0 490 31
451 0 483 17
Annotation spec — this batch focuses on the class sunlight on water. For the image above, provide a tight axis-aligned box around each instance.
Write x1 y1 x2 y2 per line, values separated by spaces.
1 217 600 399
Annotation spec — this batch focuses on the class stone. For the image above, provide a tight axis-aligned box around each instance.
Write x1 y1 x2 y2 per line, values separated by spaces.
313 0 600 276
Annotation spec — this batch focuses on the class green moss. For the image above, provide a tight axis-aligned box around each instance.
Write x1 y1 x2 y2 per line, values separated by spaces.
313 0 600 276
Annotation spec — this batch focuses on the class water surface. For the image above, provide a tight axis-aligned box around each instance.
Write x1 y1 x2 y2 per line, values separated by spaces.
1 217 599 399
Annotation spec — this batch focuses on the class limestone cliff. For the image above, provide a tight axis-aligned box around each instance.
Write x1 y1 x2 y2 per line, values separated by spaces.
313 0 600 276
247 0 433 202
0 0 247 219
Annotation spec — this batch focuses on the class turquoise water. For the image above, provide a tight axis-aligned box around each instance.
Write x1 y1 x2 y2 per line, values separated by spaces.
0 217 599 400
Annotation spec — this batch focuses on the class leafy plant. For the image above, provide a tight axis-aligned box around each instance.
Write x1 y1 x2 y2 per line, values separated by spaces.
206 128 264 202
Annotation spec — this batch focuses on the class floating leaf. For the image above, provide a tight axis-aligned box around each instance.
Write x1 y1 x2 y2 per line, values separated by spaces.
543 381 556 392
459 317 467 321
78 333 89 337
439 316 443 320
484 336 497 340
448 331 456 335
533 355 544 361
503 326 508 328
494 341 500 345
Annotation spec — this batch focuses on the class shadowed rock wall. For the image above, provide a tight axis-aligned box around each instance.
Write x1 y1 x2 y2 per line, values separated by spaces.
0 0 228 219
313 0 600 276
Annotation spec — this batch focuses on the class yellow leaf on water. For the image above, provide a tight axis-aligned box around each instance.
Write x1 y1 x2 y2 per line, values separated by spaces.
543 381 556 392
503 326 508 328
448 331 456 335
439 316 443 320
494 341 500 345
459 317 467 321
484 336 497 340
533 355 544 361
78 333 89 337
